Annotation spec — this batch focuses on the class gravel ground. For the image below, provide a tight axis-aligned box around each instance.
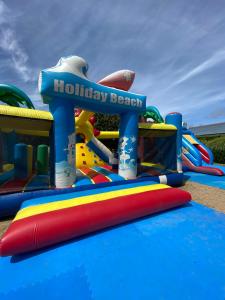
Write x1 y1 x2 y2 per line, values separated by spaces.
0 181 225 238
0 218 11 238
181 181 225 213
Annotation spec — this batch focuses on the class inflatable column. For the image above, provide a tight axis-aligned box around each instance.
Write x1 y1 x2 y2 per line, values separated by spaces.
49 126 55 187
39 55 146 187
0 130 3 172
165 113 182 172
49 100 75 188
14 143 28 179
36 144 49 175
6 131 16 164
118 112 138 179
27 145 33 177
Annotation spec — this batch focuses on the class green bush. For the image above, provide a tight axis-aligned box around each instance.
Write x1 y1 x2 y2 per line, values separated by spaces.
198 135 225 164
95 113 119 131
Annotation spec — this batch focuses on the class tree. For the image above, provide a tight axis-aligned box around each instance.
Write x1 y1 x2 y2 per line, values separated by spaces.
95 113 120 131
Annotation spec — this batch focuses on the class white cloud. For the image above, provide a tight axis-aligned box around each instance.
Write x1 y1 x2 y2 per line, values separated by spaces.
0 0 35 82
0 0 9 24
171 49 225 87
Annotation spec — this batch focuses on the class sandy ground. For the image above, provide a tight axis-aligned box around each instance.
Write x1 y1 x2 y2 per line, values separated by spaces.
0 181 225 238
181 181 225 213
0 218 11 238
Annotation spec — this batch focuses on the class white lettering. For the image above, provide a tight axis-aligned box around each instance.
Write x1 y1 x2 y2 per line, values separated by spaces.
53 80 143 110
75 84 80 96
65 84 74 94
118 96 124 104
124 97 130 105
136 98 142 107
93 91 101 100
101 92 107 102
80 85 84 97
85 88 93 98
110 93 117 103
54 80 64 93
131 99 136 106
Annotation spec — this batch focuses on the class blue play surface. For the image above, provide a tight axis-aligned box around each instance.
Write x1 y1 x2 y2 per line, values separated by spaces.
185 171 225 189
0 201 225 300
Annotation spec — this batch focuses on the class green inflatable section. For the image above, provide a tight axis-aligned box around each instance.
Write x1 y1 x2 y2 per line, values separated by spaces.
0 131 3 172
36 144 49 175
0 84 35 109
143 106 164 123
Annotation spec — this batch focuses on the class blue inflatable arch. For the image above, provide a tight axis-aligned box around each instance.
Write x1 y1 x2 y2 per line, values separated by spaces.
39 56 146 188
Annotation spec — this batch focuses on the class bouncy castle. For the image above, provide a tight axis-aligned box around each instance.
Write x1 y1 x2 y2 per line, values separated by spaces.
0 56 225 300
0 56 191 256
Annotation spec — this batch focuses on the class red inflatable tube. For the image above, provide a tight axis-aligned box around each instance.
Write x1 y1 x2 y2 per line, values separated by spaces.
183 154 224 176
0 188 191 256
195 144 210 164
194 166 224 176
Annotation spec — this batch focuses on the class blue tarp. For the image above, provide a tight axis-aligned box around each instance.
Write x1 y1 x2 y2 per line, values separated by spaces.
0 201 225 299
185 171 225 189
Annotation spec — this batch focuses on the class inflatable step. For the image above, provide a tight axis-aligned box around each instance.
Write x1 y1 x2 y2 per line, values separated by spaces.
0 183 191 256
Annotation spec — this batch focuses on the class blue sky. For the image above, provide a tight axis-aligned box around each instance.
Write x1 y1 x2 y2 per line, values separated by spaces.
0 0 225 126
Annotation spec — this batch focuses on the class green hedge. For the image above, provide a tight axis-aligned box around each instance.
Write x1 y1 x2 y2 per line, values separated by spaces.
198 135 225 164
95 113 119 131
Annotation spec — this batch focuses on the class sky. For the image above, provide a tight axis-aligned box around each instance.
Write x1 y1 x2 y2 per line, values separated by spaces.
0 0 225 126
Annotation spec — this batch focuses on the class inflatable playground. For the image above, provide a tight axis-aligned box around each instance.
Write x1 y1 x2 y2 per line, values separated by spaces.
0 56 225 299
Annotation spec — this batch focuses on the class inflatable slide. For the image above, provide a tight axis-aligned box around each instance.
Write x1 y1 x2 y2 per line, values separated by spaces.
182 127 225 176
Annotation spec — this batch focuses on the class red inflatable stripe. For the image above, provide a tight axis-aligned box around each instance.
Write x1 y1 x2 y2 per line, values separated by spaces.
1 178 31 194
0 188 191 256
182 154 224 176
80 167 110 183
195 144 210 164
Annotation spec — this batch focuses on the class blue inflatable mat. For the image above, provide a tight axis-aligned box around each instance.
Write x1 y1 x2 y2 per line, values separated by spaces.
0 201 225 299
185 171 225 189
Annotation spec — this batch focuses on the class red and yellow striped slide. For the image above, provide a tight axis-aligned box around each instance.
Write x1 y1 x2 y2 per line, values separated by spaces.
0 184 191 256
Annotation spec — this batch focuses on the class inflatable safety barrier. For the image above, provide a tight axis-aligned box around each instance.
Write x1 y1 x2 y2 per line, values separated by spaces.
0 182 191 256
